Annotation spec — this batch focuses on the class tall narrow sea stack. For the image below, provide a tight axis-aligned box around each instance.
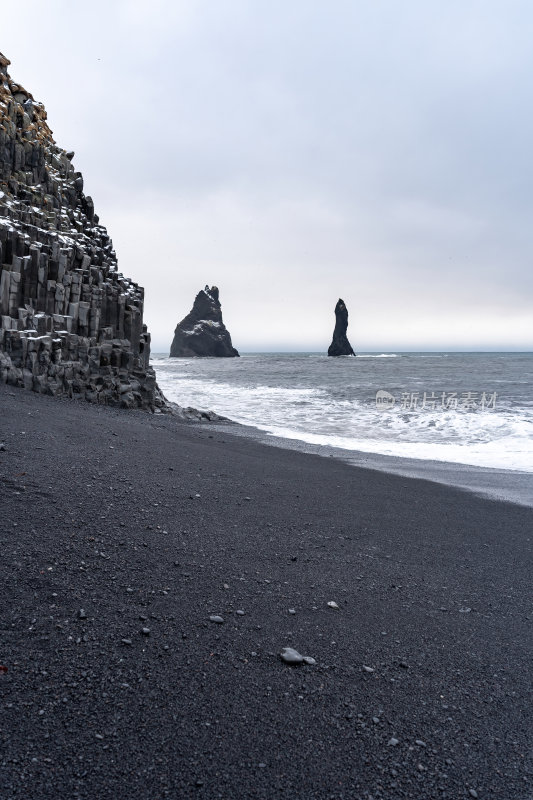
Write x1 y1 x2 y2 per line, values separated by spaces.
328 298 355 356
170 285 239 357
0 53 165 409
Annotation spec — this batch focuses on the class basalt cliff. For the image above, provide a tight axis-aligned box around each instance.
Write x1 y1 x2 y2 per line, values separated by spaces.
0 53 165 410
170 286 239 358
328 298 355 356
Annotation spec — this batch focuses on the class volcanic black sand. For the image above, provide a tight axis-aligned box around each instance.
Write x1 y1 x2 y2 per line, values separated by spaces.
1 384 532 800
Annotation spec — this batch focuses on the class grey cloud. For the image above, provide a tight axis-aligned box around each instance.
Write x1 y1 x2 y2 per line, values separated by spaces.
2 0 532 350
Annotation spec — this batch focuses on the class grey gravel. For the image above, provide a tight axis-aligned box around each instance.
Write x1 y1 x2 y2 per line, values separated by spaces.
1 382 530 800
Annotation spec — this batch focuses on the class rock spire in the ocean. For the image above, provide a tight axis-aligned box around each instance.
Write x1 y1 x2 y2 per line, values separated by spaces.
170 286 239 357
328 298 355 356
0 52 165 409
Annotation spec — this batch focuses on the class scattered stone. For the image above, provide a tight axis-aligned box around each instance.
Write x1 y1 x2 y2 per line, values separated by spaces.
236 610 245 616
388 737 399 747
459 607 472 613
280 647 304 665
78 609 87 620
141 627 150 635
362 665 375 673
121 638 132 646
327 601 339 609
415 739 426 747
302 656 316 665
288 608 296 615
468 790 478 799
209 615 224 624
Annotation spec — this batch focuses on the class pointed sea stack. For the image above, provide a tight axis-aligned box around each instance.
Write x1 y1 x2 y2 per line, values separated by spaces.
170 286 239 357
328 298 355 356
0 52 166 409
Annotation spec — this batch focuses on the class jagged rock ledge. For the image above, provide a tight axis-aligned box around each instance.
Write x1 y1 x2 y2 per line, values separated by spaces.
0 52 167 410
169 403 228 423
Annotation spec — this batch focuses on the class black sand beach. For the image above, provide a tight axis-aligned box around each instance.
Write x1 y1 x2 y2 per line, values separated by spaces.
1 384 532 800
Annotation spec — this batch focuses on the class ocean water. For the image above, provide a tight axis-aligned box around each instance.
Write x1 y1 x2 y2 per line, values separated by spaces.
152 353 533 473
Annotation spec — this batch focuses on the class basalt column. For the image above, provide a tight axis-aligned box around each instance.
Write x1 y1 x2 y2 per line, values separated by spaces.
0 52 165 409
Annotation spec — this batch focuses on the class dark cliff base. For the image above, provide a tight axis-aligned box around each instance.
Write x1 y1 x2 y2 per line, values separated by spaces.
1 383 532 800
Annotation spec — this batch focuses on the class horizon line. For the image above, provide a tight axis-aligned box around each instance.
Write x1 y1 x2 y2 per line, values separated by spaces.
150 348 533 354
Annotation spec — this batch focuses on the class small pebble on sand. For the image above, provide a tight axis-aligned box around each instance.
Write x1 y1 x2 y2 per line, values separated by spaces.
280 647 304 665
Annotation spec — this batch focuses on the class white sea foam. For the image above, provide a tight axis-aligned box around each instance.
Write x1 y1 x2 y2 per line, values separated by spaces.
353 353 399 358
153 354 533 473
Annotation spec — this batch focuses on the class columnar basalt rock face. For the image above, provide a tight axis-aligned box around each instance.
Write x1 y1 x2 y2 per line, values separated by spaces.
328 298 355 356
0 53 165 409
170 286 239 357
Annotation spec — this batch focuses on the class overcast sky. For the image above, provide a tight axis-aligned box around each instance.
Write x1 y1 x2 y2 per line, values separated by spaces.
3 0 533 351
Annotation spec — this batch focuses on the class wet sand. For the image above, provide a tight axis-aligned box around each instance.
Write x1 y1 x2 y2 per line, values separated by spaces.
208 421 533 508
